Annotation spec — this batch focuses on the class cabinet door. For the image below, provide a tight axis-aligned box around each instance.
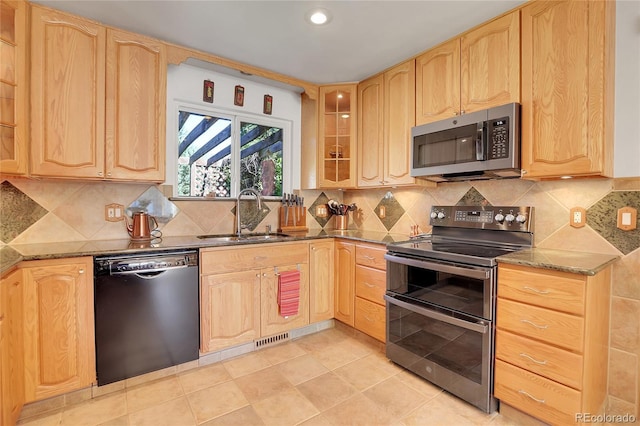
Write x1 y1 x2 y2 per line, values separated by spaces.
384 59 415 186
22 257 95 402
415 39 460 125
357 75 384 187
30 6 106 179
318 85 357 188
1 268 24 426
521 0 613 178
334 241 355 326
105 28 166 181
309 241 334 323
200 270 261 353
260 264 309 336
0 0 28 175
460 11 520 114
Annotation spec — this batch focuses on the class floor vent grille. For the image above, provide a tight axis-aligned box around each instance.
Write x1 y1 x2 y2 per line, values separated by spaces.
255 332 290 349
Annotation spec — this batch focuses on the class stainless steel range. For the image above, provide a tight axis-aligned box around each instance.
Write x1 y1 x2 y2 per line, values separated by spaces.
384 205 534 413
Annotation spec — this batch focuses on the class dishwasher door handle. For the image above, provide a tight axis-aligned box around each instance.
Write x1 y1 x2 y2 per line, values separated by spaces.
109 265 188 276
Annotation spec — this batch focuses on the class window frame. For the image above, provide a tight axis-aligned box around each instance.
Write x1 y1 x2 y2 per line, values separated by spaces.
169 102 293 200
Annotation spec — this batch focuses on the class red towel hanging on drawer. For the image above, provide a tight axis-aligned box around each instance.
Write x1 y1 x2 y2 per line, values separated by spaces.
278 270 300 317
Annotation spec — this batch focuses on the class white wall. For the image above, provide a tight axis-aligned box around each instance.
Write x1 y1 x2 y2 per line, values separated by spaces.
615 0 640 177
165 63 302 193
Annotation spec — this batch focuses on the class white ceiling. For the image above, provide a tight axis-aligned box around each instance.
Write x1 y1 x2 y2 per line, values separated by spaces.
32 0 527 85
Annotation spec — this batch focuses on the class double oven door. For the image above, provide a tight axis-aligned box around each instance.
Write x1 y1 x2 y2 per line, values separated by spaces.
384 252 498 413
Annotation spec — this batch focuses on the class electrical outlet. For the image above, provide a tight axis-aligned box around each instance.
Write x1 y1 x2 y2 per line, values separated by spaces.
569 207 586 228
105 203 125 222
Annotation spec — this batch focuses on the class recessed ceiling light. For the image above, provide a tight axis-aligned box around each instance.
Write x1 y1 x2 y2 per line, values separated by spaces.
306 8 331 25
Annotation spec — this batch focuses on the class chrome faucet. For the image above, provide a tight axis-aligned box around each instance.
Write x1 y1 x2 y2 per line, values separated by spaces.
236 188 262 237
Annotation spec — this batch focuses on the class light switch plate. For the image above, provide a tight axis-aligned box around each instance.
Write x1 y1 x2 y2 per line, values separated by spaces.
569 207 586 228
617 207 637 231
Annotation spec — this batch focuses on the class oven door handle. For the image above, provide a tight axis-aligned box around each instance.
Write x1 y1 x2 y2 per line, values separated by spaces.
384 294 489 334
384 253 490 280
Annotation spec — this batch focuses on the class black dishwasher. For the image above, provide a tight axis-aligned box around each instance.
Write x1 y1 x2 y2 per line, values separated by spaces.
94 250 199 386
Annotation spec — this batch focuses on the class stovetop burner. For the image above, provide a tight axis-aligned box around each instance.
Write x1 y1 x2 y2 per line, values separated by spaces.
387 206 534 267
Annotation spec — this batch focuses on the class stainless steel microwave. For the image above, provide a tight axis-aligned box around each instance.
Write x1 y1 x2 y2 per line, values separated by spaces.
411 103 520 182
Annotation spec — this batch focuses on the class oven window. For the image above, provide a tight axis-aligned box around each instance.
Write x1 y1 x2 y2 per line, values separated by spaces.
388 302 484 385
388 262 488 318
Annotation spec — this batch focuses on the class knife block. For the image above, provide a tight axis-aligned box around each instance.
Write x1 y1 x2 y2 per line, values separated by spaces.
279 206 308 234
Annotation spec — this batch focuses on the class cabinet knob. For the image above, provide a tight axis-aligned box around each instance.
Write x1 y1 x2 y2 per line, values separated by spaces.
263 273 267 277
107 172 112 177
460 110 465 115
78 269 85 274
98 172 103 176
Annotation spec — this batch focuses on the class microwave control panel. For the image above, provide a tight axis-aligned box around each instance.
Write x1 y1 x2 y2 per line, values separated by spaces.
487 117 509 160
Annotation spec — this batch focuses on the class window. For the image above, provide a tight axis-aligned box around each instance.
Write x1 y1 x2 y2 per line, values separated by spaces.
176 108 286 198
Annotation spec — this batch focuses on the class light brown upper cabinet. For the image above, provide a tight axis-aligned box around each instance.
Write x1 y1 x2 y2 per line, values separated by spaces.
416 11 520 126
318 84 357 188
520 0 614 179
0 0 28 176
358 60 415 187
30 6 166 181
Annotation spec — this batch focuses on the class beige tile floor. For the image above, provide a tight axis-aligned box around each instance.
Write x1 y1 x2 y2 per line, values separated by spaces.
17 324 522 426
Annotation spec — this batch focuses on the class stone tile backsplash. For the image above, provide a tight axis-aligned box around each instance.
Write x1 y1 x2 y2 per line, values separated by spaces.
1 175 639 416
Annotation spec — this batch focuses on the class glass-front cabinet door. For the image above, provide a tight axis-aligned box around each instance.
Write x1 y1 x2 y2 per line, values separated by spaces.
318 84 356 188
0 0 27 175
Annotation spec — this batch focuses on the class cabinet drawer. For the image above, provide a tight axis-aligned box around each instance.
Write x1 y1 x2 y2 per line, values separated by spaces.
497 298 584 352
355 265 386 305
355 297 385 342
355 243 386 271
201 243 308 274
496 330 583 390
498 264 585 315
494 360 581 426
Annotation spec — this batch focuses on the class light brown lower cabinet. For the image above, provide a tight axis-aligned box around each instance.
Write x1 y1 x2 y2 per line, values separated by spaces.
199 242 311 354
1 268 25 426
494 263 611 425
335 240 387 342
309 241 335 323
21 257 96 403
334 241 356 326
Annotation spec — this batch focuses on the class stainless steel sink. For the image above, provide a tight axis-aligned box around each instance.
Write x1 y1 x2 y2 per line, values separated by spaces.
196 233 292 242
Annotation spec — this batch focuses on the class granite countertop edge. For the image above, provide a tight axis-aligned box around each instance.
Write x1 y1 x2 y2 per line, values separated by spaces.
496 248 621 276
0 229 407 275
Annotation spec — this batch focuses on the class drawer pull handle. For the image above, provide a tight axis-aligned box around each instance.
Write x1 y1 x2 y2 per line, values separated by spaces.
523 286 550 294
364 282 376 288
362 255 376 260
363 315 375 322
519 353 548 365
520 319 548 329
518 390 545 404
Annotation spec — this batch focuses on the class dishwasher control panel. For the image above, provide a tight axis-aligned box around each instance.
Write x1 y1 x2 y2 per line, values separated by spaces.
94 250 198 275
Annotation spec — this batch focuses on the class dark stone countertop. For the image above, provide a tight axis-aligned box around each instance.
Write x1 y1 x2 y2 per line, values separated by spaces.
497 247 620 276
0 229 409 274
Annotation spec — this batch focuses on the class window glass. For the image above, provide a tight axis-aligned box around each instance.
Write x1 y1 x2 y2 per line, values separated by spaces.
240 122 283 196
177 110 284 198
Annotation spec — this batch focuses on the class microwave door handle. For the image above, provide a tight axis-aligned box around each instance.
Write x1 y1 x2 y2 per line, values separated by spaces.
384 253 490 280
475 122 486 160
384 294 489 334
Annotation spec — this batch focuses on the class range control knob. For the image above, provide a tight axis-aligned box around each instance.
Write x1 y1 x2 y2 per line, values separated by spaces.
437 212 446 219
494 213 505 222
516 214 527 224
505 213 516 223
430 211 438 219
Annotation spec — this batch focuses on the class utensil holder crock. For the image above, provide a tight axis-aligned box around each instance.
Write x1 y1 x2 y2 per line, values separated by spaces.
334 215 348 230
